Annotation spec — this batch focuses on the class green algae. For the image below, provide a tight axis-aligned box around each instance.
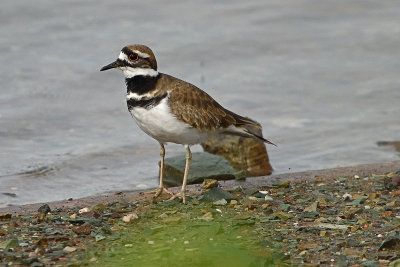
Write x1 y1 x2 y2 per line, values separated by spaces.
82 201 288 267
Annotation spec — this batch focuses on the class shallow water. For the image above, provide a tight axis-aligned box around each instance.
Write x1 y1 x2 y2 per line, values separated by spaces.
1 0 399 207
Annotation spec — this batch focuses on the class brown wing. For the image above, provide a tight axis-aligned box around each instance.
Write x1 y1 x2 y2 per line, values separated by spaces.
164 74 276 145
169 81 235 131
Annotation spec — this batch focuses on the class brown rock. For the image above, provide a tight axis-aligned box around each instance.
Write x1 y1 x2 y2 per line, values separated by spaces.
0 213 12 221
202 179 219 189
201 135 273 176
72 222 92 235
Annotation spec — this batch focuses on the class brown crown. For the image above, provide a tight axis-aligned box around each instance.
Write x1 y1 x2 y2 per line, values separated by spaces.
125 44 157 71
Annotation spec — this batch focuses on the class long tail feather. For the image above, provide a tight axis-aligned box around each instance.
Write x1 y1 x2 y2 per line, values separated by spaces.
223 109 277 146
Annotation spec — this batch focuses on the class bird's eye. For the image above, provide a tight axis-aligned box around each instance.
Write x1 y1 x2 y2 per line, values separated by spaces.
129 53 139 62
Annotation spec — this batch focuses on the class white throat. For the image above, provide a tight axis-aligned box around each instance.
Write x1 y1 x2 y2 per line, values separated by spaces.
121 67 159 78
117 51 158 78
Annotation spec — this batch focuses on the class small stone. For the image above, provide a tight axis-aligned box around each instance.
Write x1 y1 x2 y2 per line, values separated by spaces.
299 250 307 256
342 193 352 201
0 239 19 249
279 204 290 212
213 199 227 206
124 244 133 247
72 222 92 235
302 212 319 219
79 207 90 214
391 175 400 186
202 212 213 218
304 201 318 212
199 187 235 202
69 218 102 226
230 199 238 205
0 213 12 221
38 204 51 214
63 246 77 253
202 179 219 189
264 195 273 201
94 234 106 242
346 198 366 206
342 248 364 257
363 261 379 267
122 213 139 223
70 213 77 219
379 232 400 250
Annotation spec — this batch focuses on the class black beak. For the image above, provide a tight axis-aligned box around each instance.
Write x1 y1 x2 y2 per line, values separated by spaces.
100 60 123 71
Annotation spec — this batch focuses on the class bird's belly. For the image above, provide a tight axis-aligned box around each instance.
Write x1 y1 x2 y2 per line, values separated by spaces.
129 98 209 145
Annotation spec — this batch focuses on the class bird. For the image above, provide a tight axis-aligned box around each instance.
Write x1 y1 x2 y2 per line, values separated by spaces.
100 44 275 204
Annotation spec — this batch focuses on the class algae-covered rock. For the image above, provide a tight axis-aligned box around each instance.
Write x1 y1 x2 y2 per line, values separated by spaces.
163 152 243 186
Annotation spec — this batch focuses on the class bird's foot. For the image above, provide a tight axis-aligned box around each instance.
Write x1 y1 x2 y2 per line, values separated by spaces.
169 191 186 204
153 186 174 199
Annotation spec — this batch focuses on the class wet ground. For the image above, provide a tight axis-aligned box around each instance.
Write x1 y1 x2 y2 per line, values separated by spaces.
1 0 400 207
1 161 400 266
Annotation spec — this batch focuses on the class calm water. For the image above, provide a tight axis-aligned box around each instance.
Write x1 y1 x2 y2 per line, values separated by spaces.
1 0 399 207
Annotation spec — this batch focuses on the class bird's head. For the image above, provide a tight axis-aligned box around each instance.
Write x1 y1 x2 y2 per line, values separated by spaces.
100 44 158 78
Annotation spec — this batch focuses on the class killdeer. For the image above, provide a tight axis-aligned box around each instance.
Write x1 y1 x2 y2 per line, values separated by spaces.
100 44 275 204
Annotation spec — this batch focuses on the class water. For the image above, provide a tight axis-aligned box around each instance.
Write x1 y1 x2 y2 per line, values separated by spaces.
1 0 399 207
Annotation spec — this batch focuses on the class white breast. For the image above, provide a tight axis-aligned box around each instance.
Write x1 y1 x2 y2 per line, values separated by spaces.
128 96 209 145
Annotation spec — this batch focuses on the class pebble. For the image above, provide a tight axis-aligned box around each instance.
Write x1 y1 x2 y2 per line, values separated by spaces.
342 193 352 200
79 207 90 214
213 199 227 206
63 246 77 253
122 213 139 223
264 195 273 201
202 179 219 189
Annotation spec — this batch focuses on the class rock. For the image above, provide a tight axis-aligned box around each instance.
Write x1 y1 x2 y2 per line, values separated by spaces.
163 152 243 186
63 246 77 253
38 204 51 214
201 134 273 176
69 218 102 226
79 207 90 214
198 187 236 202
213 199 228 206
72 222 92 235
342 193 352 201
363 261 380 267
122 213 139 223
346 198 366 206
304 201 318 212
0 239 19 249
315 223 348 231
95 234 106 242
391 175 400 186
0 213 12 221
202 179 219 189
264 195 274 201
379 231 400 250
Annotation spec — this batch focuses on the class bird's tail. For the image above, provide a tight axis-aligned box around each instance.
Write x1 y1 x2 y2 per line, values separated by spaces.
223 110 277 146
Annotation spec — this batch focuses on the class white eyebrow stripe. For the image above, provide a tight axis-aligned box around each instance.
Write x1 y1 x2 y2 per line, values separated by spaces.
133 50 150 58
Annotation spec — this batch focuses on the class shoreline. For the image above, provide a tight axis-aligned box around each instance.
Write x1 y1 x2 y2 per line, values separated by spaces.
2 160 399 215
